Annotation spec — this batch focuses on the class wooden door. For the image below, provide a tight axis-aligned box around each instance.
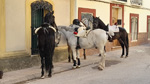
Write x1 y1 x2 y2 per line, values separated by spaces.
112 8 120 46
31 9 44 55
112 8 118 25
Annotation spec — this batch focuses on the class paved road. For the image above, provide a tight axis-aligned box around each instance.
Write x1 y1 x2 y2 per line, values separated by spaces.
22 44 150 84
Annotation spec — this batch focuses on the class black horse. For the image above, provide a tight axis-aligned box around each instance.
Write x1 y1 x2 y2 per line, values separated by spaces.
35 11 57 78
93 16 129 58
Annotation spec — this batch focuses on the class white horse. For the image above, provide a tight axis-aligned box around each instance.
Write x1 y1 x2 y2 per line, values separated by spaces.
59 26 108 70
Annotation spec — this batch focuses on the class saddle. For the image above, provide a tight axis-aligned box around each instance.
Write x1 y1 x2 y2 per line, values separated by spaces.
107 25 119 42
109 25 119 32
74 26 91 49
74 27 91 38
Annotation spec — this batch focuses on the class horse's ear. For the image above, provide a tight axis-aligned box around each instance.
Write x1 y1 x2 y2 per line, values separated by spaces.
93 16 95 18
51 11 54 14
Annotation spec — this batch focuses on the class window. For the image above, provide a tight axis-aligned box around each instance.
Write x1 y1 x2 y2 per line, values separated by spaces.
130 14 139 41
147 16 150 39
131 0 142 5
78 8 96 29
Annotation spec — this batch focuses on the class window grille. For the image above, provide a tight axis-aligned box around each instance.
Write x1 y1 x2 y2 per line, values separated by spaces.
130 0 142 5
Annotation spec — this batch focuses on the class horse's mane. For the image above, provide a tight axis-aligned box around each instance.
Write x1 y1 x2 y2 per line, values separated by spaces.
93 17 108 31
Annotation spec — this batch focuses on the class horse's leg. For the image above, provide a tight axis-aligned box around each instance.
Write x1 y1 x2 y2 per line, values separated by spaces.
98 46 105 70
68 46 71 62
124 36 129 58
83 49 86 59
118 39 125 58
48 55 53 77
40 51 45 78
99 46 106 56
41 57 45 78
124 42 128 58
76 49 80 68
72 48 77 68
48 47 55 77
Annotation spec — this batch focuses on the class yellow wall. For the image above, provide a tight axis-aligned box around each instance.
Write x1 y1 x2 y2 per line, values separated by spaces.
0 0 6 57
53 0 71 26
5 0 26 52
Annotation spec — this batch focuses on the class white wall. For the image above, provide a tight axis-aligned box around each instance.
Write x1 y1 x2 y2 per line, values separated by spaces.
124 6 150 33
5 0 25 52
139 0 150 9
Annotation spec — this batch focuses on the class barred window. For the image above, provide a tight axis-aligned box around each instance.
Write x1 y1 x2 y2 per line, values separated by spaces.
131 17 138 41
81 13 93 29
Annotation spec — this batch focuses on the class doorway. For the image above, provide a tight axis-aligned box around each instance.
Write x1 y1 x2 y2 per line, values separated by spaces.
110 4 124 46
31 9 44 55
31 1 53 55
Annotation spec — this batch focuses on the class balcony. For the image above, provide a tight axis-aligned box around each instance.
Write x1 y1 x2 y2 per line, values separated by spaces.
130 0 142 6
118 0 127 2
111 0 127 4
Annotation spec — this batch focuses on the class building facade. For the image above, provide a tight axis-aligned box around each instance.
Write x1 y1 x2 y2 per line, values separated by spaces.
0 0 150 71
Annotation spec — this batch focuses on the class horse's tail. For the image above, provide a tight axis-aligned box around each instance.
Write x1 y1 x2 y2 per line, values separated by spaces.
44 50 54 72
126 35 129 47
45 37 55 72
126 32 129 48
45 55 51 72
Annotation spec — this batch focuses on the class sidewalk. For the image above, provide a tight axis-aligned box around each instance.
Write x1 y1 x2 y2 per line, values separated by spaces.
0 54 101 84
1 44 150 84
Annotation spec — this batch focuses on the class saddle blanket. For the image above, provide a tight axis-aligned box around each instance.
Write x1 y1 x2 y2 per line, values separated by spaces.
108 25 119 33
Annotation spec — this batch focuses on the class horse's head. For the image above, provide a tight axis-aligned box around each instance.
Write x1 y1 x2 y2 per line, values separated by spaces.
93 16 100 28
55 31 61 47
44 11 56 27
93 16 108 31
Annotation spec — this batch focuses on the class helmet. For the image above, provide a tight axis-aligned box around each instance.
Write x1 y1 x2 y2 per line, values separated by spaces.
73 19 80 25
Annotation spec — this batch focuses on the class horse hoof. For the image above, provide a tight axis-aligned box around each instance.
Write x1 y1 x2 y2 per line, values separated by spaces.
48 74 52 78
72 66 77 69
99 54 101 56
125 56 128 58
41 76 45 79
77 65 80 68
98 66 104 71
120 56 123 58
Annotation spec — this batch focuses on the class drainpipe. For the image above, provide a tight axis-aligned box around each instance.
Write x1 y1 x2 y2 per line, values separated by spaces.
70 0 78 24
